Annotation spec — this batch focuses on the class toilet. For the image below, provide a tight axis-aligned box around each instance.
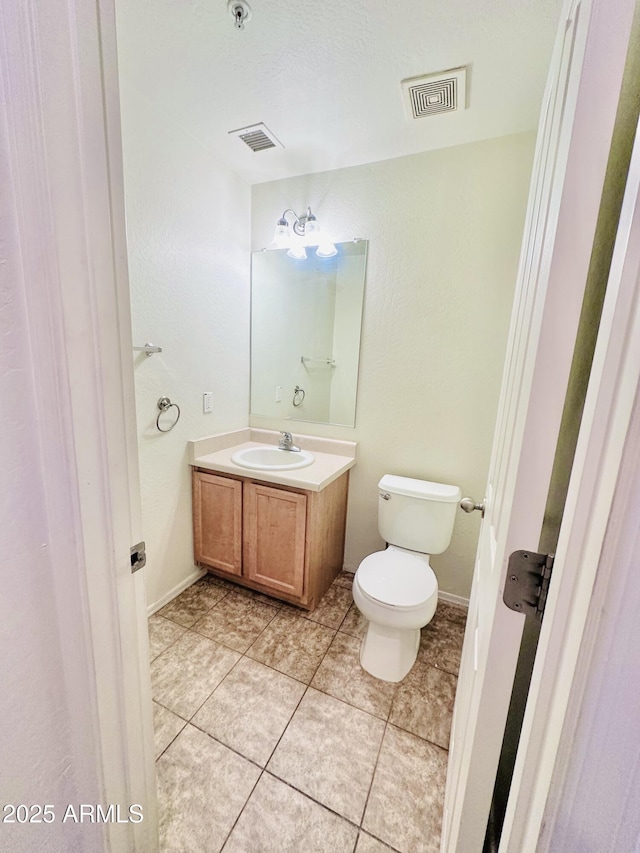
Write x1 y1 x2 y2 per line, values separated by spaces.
353 474 461 682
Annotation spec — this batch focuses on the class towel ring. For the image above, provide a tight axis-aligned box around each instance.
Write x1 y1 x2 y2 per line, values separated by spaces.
293 385 305 407
156 396 181 432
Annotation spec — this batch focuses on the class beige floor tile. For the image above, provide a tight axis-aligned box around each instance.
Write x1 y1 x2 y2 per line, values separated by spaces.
356 832 397 852
246 609 335 684
192 658 305 766
307 584 354 629
312 632 396 719
418 619 465 676
148 614 186 661
268 688 385 824
435 600 468 627
332 570 355 590
151 631 240 719
202 573 237 591
363 725 447 853
192 592 278 652
153 702 187 759
223 772 358 853
339 603 368 639
157 725 260 853
158 577 229 628
231 583 285 609
389 660 456 748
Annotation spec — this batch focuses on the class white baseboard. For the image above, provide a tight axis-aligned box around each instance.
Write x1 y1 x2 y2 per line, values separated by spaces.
147 566 207 617
438 590 470 609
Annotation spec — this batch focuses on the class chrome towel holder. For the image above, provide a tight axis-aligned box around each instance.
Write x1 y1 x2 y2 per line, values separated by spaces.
156 396 180 432
134 342 163 357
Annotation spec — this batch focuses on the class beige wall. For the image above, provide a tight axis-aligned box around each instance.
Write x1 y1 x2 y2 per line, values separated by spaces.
251 134 535 599
120 90 251 610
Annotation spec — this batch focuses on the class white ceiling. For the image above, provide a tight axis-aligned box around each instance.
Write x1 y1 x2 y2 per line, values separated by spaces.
115 0 563 185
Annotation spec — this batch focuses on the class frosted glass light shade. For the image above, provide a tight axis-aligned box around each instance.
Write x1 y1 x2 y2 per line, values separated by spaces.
271 222 289 248
287 241 307 259
303 218 321 246
316 241 337 258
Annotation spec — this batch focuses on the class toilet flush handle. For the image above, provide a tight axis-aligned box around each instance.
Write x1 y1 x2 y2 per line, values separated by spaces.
460 496 486 517
379 492 391 501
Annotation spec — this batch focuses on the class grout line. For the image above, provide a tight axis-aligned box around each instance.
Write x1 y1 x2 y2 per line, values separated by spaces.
189 605 280 654
307 681 392 724
149 578 457 851
359 720 388 831
219 768 265 852
261 768 363 831
242 604 286 655
185 654 245 723
189 722 266 772
148 629 187 664
152 705 188 762
262 682 310 768
152 697 190 722
156 589 231 632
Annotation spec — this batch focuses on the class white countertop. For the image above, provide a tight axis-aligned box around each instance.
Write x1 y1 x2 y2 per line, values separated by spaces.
188 429 357 492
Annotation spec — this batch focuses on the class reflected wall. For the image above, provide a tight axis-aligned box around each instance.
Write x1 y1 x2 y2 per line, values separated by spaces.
250 240 367 427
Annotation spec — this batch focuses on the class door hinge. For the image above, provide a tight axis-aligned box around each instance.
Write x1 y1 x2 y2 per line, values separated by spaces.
503 550 555 620
130 541 146 574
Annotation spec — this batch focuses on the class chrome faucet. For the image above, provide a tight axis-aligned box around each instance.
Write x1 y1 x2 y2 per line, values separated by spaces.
278 431 301 452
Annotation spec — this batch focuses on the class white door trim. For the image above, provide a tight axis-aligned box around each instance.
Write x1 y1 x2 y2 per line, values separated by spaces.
443 0 636 848
500 115 640 851
2 0 157 848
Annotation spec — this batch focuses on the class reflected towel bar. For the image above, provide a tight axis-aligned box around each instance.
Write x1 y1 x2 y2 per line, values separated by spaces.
300 356 336 366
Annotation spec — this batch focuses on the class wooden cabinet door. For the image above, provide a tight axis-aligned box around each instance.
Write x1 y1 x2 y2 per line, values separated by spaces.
243 482 307 598
192 471 242 576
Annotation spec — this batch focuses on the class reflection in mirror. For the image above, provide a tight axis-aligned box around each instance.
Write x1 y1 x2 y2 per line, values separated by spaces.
250 240 368 427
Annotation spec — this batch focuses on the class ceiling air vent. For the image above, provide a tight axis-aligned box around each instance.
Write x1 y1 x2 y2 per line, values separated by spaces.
228 122 283 152
401 67 467 120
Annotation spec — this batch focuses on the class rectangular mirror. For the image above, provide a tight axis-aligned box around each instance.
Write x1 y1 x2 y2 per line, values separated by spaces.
250 240 368 427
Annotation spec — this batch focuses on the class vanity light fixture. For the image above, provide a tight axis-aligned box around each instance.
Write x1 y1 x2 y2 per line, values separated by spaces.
271 207 337 259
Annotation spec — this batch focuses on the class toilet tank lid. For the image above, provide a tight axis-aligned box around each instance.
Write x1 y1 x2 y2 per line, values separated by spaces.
378 474 461 502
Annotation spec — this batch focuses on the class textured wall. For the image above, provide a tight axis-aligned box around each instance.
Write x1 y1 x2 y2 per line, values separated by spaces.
119 90 251 610
252 133 535 599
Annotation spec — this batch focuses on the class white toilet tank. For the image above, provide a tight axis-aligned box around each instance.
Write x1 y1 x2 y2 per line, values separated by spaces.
378 474 461 555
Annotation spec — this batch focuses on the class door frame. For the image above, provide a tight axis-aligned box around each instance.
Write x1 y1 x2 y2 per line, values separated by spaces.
443 0 637 847
6 0 639 851
2 0 157 849
500 115 640 850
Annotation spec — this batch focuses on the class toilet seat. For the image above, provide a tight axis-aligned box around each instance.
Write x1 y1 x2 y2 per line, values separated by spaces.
356 550 437 611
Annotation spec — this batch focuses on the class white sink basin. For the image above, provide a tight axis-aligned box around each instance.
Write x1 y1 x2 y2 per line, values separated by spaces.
231 446 315 471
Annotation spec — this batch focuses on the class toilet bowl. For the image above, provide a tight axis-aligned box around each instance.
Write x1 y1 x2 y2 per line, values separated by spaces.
353 546 438 681
353 474 460 682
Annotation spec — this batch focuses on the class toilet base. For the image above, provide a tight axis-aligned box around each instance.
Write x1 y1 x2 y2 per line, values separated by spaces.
359 621 421 683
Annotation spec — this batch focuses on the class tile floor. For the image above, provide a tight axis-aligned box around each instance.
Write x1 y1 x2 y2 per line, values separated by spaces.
149 572 466 853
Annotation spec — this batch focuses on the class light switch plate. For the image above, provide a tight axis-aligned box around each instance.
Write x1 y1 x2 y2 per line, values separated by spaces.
203 392 213 414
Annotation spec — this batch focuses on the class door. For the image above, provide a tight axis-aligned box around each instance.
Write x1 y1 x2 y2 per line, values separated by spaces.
193 471 243 575
244 482 307 598
442 0 636 849
501 115 640 851
3 0 159 849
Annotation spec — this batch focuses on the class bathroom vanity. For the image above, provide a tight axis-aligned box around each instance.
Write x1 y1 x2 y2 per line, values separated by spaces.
189 429 356 610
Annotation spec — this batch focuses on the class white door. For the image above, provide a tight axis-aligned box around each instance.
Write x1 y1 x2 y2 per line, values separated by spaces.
3 1 158 850
442 0 637 849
